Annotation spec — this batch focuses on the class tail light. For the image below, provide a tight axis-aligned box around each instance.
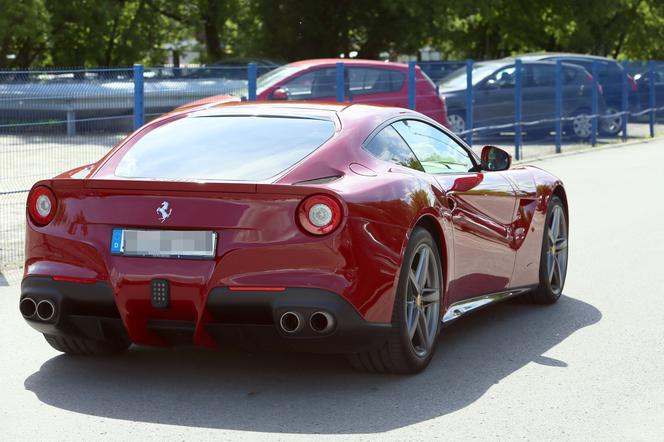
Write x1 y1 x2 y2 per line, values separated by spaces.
586 73 604 94
27 186 57 226
628 74 638 92
297 194 343 235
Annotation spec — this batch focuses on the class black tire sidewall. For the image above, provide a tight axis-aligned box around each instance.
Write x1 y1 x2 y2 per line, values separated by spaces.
392 228 443 371
537 196 567 300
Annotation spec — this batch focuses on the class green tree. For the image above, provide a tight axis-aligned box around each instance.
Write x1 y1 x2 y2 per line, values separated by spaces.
0 0 49 68
45 0 176 66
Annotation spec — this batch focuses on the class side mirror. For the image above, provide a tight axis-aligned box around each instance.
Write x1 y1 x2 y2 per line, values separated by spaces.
270 88 289 100
482 79 499 90
481 145 511 171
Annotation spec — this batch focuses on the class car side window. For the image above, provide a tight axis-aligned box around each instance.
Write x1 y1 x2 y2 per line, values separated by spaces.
281 68 337 100
563 67 578 84
485 66 516 89
392 120 475 174
529 65 555 87
364 125 424 172
349 68 404 95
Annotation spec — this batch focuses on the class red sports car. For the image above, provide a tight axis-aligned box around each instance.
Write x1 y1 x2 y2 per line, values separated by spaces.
184 58 450 128
20 102 568 374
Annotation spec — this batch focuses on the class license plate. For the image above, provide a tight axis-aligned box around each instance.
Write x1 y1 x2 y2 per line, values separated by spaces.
110 228 217 259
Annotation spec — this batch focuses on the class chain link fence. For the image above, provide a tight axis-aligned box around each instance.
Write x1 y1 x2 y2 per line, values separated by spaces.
2 59 663 274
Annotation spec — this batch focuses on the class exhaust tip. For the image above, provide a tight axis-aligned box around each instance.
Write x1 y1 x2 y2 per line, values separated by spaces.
36 299 56 322
310 311 335 334
279 311 303 334
19 297 37 319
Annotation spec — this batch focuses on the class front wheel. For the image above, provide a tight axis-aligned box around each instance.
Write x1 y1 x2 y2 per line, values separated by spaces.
347 228 442 374
570 111 593 140
447 112 466 135
525 196 568 304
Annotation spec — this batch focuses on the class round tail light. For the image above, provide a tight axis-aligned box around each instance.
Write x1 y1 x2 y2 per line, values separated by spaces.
27 186 57 226
297 194 343 235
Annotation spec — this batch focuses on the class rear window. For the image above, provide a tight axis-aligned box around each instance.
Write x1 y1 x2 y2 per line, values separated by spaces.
349 68 404 94
115 116 335 181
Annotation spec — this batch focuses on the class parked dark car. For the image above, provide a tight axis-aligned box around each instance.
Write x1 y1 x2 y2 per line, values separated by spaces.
520 53 640 135
419 61 466 83
633 67 664 121
439 60 605 139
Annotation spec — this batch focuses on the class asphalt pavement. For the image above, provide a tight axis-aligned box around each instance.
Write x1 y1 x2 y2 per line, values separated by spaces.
1 138 663 441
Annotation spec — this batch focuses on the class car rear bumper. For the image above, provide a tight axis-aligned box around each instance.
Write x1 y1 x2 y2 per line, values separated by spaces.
19 277 391 354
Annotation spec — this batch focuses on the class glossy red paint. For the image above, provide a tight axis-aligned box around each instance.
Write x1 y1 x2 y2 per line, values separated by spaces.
189 58 449 127
23 101 564 349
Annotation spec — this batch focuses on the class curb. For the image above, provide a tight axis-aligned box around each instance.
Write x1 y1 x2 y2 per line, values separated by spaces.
515 135 662 164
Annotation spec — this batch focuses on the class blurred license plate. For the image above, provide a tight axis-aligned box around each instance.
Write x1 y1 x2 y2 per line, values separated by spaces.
110 228 217 259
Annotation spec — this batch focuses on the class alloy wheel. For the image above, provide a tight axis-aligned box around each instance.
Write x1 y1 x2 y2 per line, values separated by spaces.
572 113 592 139
546 205 568 295
448 114 466 134
601 107 623 135
405 243 440 357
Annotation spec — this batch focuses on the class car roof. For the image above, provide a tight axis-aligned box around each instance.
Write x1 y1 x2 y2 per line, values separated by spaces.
180 101 415 131
286 58 408 70
473 59 587 70
511 53 618 63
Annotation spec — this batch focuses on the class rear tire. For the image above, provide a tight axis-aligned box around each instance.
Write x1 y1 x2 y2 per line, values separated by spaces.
44 334 130 356
524 196 568 304
347 228 443 374
600 107 623 136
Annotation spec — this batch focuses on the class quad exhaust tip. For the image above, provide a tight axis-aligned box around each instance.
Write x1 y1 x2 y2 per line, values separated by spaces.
309 311 335 334
279 311 303 334
36 299 56 322
19 297 37 319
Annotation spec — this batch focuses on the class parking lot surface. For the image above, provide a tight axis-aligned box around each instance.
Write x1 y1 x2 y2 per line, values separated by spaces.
1 138 663 441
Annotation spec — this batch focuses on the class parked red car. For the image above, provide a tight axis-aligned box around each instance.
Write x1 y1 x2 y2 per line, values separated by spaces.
20 102 567 374
186 59 449 127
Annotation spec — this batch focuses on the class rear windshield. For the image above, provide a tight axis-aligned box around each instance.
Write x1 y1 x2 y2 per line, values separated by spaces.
115 115 335 181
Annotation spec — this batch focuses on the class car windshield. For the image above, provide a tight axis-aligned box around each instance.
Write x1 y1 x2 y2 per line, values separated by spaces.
256 65 303 92
438 63 503 89
115 116 335 181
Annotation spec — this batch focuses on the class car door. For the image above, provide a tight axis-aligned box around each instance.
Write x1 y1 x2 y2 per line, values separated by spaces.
393 119 517 303
348 67 406 107
473 65 516 129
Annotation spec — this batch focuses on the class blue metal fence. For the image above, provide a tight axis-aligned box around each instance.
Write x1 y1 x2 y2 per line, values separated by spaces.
2 59 664 271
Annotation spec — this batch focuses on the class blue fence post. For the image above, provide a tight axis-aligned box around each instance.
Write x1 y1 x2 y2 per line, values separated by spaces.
591 61 598 147
555 60 562 153
622 61 629 142
514 58 522 160
336 62 345 103
133 64 144 130
649 60 655 138
465 59 474 146
247 63 257 101
408 61 416 110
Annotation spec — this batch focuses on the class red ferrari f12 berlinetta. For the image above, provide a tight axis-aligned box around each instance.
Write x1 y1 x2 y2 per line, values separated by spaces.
19 101 568 374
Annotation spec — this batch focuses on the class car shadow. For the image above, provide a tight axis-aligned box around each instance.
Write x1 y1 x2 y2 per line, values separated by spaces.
24 294 600 434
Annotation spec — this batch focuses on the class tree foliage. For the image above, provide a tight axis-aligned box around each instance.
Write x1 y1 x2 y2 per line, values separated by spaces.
3 0 664 68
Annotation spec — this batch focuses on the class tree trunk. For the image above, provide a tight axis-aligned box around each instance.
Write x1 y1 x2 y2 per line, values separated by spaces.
201 0 224 62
